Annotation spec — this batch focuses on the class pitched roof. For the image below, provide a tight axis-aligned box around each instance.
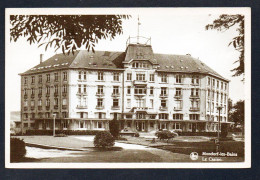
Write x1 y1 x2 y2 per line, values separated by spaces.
21 48 228 81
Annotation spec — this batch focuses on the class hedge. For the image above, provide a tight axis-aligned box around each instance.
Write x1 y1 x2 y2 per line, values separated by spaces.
10 138 26 162
177 132 218 136
25 130 104 136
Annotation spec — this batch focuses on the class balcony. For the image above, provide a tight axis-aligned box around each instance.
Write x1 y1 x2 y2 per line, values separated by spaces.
96 92 105 96
190 95 200 99
62 93 67 97
38 106 42 111
77 105 87 109
190 107 200 111
133 80 147 85
111 106 120 110
31 106 35 111
54 92 59 97
134 93 146 96
174 107 182 111
96 105 104 110
111 93 120 97
159 106 168 111
38 94 42 98
46 106 50 110
24 107 28 111
31 94 35 99
46 93 50 97
24 94 28 99
174 94 182 99
62 105 67 109
134 107 148 111
54 105 59 109
159 94 168 98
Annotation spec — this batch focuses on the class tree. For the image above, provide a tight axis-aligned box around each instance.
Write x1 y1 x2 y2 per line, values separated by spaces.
206 15 244 78
10 15 130 54
109 117 120 138
229 100 245 127
94 131 115 148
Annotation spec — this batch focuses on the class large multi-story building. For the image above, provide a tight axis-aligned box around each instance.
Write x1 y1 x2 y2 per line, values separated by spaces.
20 37 229 133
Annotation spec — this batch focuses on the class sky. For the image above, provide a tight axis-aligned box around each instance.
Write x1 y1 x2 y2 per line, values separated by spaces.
6 8 248 112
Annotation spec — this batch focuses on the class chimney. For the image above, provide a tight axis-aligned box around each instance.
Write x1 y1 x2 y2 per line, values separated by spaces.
40 54 43 64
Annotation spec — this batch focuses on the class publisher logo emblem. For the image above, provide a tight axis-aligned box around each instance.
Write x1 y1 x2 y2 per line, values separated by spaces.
190 152 199 160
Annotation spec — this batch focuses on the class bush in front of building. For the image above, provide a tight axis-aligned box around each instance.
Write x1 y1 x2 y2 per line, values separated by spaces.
10 138 26 162
156 130 176 141
94 131 115 148
109 118 120 138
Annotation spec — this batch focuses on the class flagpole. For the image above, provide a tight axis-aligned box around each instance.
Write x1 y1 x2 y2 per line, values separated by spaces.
137 15 140 44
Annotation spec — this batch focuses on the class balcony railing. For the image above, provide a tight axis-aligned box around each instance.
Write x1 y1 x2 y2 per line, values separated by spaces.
24 94 28 99
174 107 182 111
24 107 28 111
159 106 168 111
111 93 120 97
159 94 168 98
54 105 59 109
174 94 182 99
77 105 87 109
134 107 148 111
62 93 67 97
54 92 59 97
31 106 35 110
133 80 147 85
46 106 50 110
96 105 104 110
31 94 35 99
62 105 67 109
190 95 200 98
96 92 105 96
111 106 120 110
190 107 200 111
38 94 42 98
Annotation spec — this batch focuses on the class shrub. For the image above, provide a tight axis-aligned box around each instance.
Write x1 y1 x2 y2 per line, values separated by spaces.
134 132 140 137
25 130 102 136
94 131 115 148
10 138 26 162
156 130 176 141
109 118 120 138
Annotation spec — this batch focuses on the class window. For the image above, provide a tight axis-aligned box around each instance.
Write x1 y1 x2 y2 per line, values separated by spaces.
221 93 223 103
208 77 211 85
161 74 167 83
191 100 199 108
176 75 183 83
211 102 214 112
175 88 182 96
80 112 84 118
137 113 145 119
173 123 181 130
132 62 140 68
161 87 167 95
31 100 35 107
134 86 146 94
31 76 35 84
38 75 42 84
83 97 87 106
24 100 28 106
224 83 227 90
207 101 210 112
113 86 119 95
113 99 119 107
159 113 168 120
150 122 154 128
39 87 42 95
113 73 119 81
24 77 27 85
97 122 103 128
190 114 199 120
150 74 155 82
62 98 67 105
221 82 223 90
24 89 27 95
46 74 50 82
31 113 35 119
46 86 50 94
173 114 183 120
127 99 131 108
62 112 68 118
97 98 103 107
78 85 82 93
63 72 67 81
54 85 58 93
83 71 87 80
207 90 210 97
54 73 58 81
127 86 131 94
97 85 104 94
46 99 50 106
136 99 145 108
217 81 219 89
82 85 86 93
175 100 182 109
191 76 199 84
54 98 58 106
31 88 35 95
136 74 145 81
24 113 28 119
78 71 82 80
150 87 154 95
150 99 154 108
161 99 167 107
191 88 199 96
38 99 42 106
62 85 67 93
224 105 226 114
217 92 219 101
98 72 104 80
23 123 28 128
127 73 132 81
212 79 215 87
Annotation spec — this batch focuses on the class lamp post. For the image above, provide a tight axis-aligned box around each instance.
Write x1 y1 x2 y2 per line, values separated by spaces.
53 114 56 137
216 106 223 152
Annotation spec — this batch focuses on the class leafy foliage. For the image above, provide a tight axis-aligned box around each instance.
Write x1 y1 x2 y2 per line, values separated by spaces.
206 14 244 78
109 118 120 138
156 130 176 141
10 15 130 54
94 131 115 148
10 138 26 162
229 100 244 126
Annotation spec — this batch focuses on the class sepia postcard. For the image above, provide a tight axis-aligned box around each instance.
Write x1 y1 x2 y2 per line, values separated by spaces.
5 8 251 168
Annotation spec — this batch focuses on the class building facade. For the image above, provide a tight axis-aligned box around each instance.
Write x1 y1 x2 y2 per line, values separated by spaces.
20 37 229 133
